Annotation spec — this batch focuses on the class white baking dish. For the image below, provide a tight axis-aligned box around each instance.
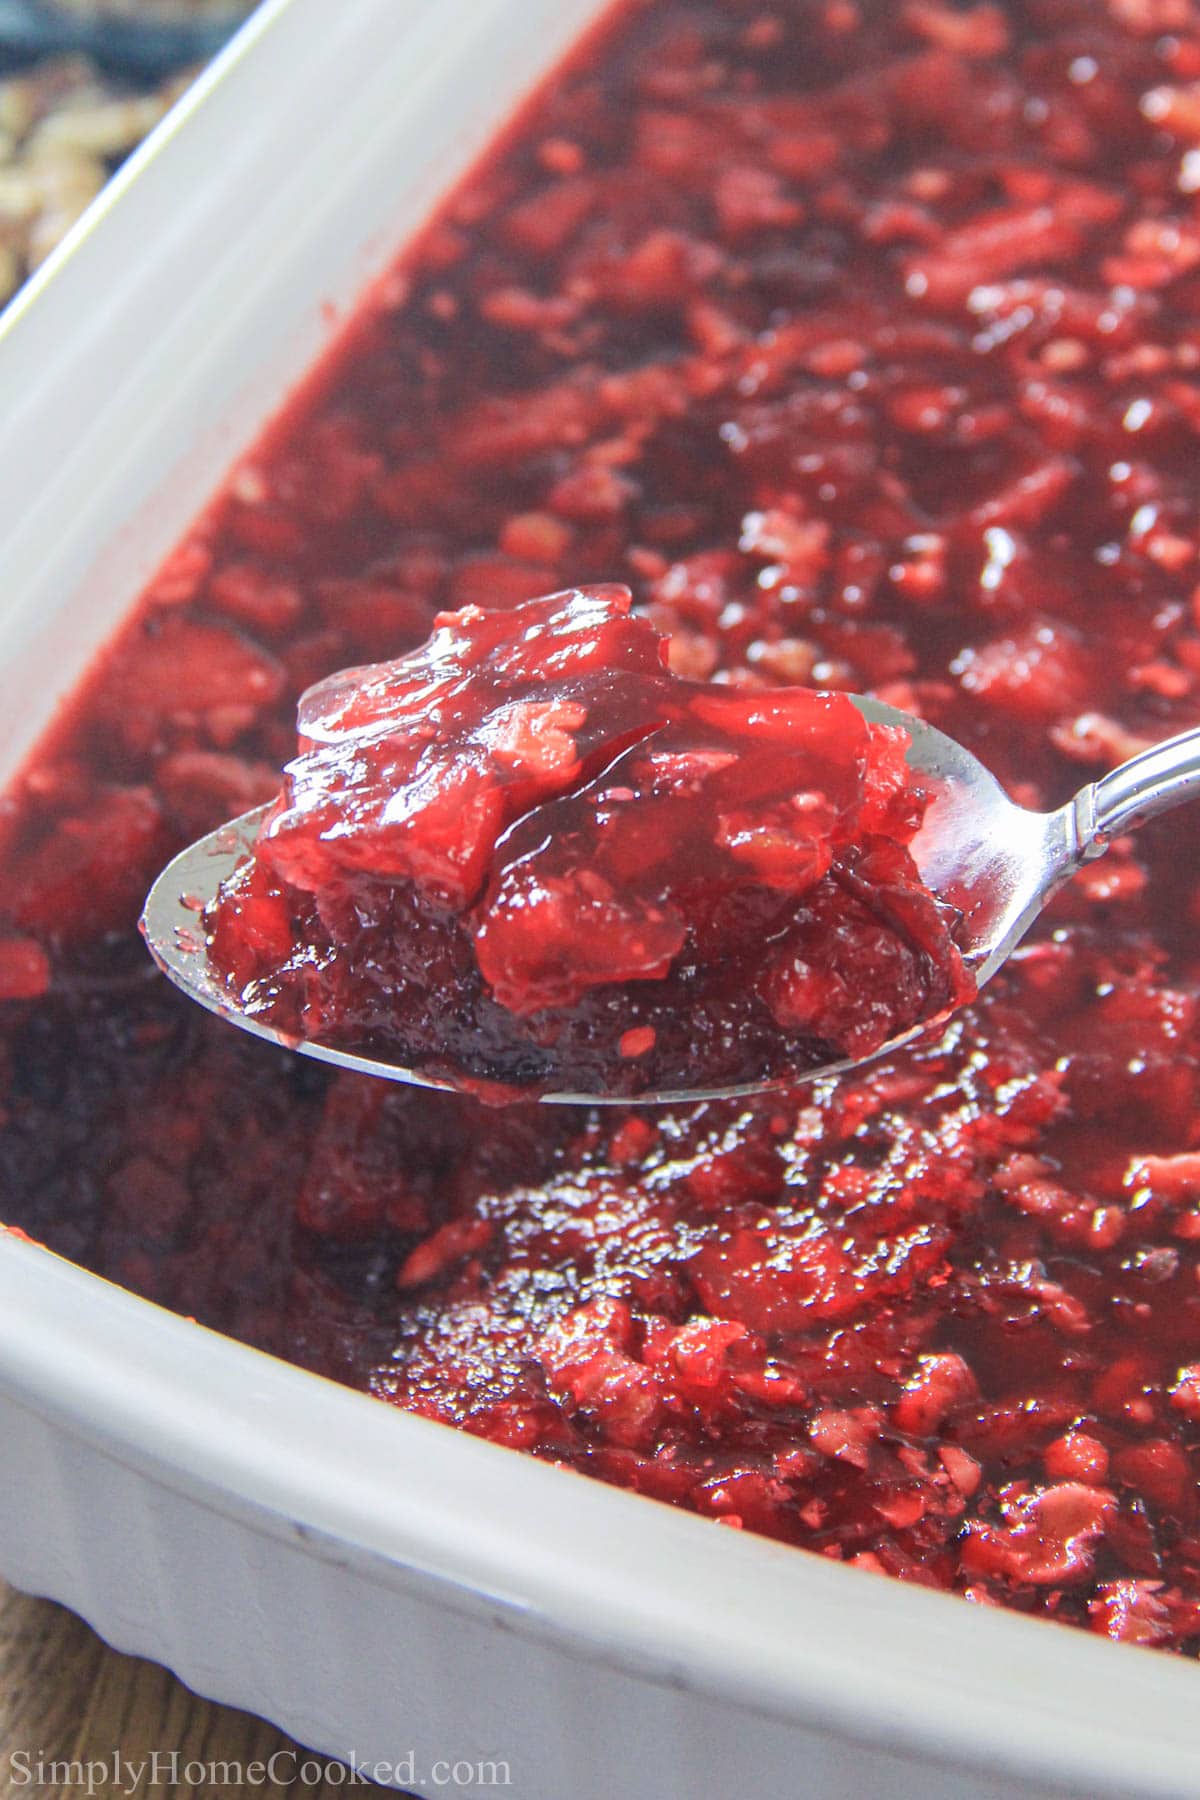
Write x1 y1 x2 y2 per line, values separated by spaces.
0 3 1198 1794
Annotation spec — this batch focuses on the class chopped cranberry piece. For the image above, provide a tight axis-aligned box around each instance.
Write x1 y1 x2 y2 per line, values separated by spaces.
0 937 50 1002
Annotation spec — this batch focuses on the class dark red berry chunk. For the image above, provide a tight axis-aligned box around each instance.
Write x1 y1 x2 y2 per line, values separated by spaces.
205 588 971 1097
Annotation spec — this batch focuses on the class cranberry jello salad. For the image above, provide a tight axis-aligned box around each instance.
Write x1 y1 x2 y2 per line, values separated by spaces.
206 586 971 1099
2 0 1200 1651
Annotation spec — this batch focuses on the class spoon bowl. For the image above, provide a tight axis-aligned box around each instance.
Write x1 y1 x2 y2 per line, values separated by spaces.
141 699 1200 1104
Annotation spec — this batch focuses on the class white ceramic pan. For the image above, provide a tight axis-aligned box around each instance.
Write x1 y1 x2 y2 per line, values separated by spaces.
0 3 1198 1794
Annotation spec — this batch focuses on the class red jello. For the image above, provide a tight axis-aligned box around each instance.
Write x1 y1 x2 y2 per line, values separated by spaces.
2 0 1200 1653
206 586 969 1097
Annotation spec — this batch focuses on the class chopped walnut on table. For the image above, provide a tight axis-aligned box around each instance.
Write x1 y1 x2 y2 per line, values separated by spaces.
0 54 187 304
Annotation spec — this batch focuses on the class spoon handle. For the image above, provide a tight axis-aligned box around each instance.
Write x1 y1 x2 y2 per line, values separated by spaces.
1079 724 1200 854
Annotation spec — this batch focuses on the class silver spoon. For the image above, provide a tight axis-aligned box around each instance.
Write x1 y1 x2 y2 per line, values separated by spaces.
140 701 1200 1105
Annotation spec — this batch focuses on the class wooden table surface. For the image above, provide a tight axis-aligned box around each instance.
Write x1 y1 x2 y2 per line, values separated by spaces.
0 1581 397 1799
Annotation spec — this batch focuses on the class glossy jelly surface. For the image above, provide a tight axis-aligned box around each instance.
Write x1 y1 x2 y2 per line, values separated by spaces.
3 0 1200 1650
206 586 970 1098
